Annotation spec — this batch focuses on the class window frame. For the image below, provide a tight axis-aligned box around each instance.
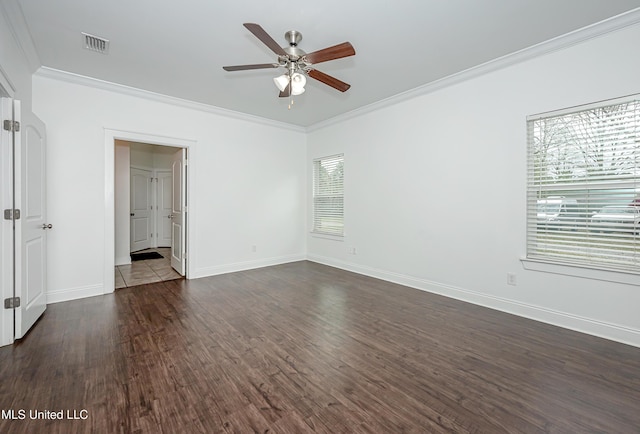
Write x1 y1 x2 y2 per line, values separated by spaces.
311 154 344 238
525 94 640 275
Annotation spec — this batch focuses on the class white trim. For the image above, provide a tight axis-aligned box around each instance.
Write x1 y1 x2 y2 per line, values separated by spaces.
35 67 306 133
310 232 344 241
115 256 131 266
0 98 14 347
307 254 640 348
521 259 640 286
0 0 41 72
192 254 305 279
527 92 640 121
0 65 16 97
47 284 103 304
307 7 640 132
104 129 197 295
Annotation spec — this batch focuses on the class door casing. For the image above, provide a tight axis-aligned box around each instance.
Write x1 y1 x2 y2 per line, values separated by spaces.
104 129 195 294
0 97 14 346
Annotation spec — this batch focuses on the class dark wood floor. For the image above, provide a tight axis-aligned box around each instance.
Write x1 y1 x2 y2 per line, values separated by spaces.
1 261 639 433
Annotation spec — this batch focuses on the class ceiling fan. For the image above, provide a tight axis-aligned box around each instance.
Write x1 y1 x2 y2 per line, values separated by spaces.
223 23 355 98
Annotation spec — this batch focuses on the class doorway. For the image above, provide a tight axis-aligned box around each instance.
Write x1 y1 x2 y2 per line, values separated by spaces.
105 129 195 295
114 140 185 287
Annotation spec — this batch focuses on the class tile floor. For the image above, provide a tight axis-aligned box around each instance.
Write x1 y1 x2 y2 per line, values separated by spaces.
115 247 183 288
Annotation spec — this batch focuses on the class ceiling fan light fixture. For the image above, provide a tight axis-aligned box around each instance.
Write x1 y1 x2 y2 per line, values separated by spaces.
291 73 306 95
291 73 306 92
224 23 354 98
273 74 289 92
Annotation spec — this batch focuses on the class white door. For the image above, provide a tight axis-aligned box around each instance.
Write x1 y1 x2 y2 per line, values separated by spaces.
0 98 14 346
170 149 186 275
16 105 48 339
156 170 172 248
0 99 48 341
130 168 152 252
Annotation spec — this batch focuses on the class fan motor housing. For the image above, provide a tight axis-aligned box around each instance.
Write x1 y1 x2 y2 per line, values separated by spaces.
285 30 302 46
283 46 306 60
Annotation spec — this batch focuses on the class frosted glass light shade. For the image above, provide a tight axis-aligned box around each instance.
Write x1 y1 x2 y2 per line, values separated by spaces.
273 72 306 95
273 74 289 92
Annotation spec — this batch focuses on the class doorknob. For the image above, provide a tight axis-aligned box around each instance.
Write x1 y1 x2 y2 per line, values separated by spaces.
168 214 174 219
41 223 52 230
130 213 135 217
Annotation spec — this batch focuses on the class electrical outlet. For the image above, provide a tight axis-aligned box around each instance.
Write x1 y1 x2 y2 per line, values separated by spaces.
348 247 357 255
252 245 257 253
507 273 517 286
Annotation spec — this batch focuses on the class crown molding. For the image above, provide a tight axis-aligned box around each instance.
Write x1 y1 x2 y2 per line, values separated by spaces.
34 67 306 133
0 0 41 73
0 64 16 97
307 7 640 133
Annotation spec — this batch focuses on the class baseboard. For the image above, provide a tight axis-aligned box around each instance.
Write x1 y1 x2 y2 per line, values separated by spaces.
192 254 306 279
307 254 640 348
115 256 131 266
47 284 104 304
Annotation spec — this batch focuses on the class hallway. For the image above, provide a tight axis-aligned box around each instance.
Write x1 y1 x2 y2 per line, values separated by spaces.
115 247 182 288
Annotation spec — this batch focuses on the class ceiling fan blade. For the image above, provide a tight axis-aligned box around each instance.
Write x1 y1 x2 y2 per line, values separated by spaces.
308 69 351 92
223 63 279 71
305 42 355 64
279 82 292 98
243 23 287 56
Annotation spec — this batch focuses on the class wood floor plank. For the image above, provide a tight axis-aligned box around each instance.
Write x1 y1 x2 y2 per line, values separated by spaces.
0 261 639 433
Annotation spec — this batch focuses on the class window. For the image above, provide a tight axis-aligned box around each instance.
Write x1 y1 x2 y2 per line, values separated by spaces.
312 154 344 236
527 95 640 273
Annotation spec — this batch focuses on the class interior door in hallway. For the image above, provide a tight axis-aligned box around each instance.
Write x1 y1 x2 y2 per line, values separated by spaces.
170 149 185 276
130 168 152 252
156 170 172 248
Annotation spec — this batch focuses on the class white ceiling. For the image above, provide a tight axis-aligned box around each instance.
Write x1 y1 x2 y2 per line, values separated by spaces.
16 0 640 127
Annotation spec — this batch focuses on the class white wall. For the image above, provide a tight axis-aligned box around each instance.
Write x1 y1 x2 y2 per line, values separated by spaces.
32 75 307 302
307 24 640 347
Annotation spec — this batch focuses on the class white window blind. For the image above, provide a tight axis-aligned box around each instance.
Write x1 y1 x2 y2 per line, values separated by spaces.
526 95 640 273
313 154 344 236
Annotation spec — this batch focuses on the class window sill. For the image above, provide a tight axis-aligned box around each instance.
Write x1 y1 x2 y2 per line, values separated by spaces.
310 232 344 242
521 258 640 286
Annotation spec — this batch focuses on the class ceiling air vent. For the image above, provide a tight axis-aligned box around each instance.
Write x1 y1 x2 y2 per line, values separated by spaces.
82 32 109 54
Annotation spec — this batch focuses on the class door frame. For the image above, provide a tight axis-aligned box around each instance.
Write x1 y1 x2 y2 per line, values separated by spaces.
104 129 196 294
1 94 14 347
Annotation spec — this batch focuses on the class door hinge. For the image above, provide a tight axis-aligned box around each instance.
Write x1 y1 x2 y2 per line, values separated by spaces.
3 209 20 220
4 297 20 309
3 120 20 132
